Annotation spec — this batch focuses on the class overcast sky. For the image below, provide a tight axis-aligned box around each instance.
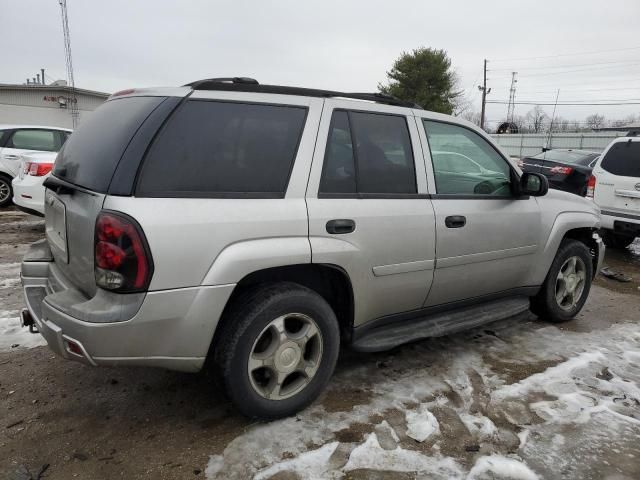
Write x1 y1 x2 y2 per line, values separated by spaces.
2 0 639 127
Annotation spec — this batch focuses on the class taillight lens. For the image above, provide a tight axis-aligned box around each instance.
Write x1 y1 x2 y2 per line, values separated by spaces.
24 162 54 176
94 211 153 292
586 175 596 198
550 166 573 175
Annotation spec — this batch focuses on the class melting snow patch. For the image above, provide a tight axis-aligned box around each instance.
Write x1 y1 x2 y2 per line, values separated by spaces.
0 310 46 351
406 406 440 442
253 442 339 480
343 432 463 478
459 413 497 440
468 454 539 480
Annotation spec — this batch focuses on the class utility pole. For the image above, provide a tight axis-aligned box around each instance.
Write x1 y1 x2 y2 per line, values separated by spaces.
506 72 518 125
58 0 78 127
479 59 491 131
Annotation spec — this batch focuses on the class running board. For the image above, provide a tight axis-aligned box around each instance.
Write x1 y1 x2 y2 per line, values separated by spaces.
351 296 531 353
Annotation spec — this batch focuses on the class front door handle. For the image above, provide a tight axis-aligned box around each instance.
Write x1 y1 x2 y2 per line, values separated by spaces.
4 155 19 160
445 215 466 228
326 219 355 234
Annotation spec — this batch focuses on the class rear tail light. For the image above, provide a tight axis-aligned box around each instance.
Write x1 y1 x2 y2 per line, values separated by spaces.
586 175 596 198
94 211 153 292
23 162 53 176
550 166 573 175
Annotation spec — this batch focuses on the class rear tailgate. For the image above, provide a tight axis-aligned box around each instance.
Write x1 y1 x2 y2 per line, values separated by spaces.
45 95 169 297
594 140 640 216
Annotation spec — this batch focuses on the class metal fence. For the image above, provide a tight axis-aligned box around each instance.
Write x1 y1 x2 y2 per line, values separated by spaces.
491 133 627 158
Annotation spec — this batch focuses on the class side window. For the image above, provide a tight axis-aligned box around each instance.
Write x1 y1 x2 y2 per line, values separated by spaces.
320 110 417 195
137 100 307 196
423 120 511 196
8 129 60 152
600 142 640 178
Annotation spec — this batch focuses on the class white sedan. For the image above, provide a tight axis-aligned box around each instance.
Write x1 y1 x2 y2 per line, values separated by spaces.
12 151 58 216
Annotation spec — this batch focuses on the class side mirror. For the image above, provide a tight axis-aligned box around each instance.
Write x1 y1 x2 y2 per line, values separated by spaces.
519 172 548 196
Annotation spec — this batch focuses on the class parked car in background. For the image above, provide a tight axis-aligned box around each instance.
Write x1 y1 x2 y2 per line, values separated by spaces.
518 149 600 196
12 151 57 216
0 125 71 207
20 79 603 419
589 137 640 248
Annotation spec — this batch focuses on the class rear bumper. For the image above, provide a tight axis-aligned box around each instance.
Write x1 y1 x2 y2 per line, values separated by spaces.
21 242 235 372
600 209 640 233
12 175 45 215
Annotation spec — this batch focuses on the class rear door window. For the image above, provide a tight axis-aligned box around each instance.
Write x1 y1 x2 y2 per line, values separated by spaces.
8 129 60 151
601 141 640 177
53 96 166 192
319 110 416 195
137 100 307 197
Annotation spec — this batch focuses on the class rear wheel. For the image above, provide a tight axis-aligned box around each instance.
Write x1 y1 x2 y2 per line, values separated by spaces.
602 230 635 249
214 282 340 419
531 239 593 323
0 175 13 208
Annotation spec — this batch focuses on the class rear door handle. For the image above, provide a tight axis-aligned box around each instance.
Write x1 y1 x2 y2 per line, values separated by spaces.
326 219 355 234
445 215 466 228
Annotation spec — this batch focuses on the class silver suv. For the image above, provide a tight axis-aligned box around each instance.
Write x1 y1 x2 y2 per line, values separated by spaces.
20 78 604 419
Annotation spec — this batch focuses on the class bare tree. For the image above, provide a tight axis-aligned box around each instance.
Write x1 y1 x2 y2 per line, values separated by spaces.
458 109 481 126
526 106 547 133
585 113 606 130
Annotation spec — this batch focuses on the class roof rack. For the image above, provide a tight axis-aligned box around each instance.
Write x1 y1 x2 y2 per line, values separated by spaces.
183 78 422 109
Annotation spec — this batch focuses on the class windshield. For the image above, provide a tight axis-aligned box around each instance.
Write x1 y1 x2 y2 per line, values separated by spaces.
531 150 598 166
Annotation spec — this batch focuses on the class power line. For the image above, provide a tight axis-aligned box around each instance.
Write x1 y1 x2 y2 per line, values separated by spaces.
490 60 640 72
488 101 640 106
491 45 640 62
489 62 640 79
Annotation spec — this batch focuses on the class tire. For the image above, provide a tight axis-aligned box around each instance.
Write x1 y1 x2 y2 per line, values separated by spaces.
0 175 13 208
531 239 593 323
214 282 340 419
602 230 635 249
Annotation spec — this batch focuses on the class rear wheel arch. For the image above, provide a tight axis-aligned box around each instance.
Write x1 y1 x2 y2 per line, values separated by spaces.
213 264 354 349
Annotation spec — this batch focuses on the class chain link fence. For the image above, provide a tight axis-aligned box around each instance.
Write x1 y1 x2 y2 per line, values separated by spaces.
491 132 627 158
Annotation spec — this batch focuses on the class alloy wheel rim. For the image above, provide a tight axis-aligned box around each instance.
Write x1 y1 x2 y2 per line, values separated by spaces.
555 256 587 311
0 180 10 203
248 313 323 400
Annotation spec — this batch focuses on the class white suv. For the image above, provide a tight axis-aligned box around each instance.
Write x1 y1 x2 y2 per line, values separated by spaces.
589 136 640 248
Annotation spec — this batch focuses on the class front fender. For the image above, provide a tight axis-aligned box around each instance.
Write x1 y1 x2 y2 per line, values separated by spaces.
527 211 601 285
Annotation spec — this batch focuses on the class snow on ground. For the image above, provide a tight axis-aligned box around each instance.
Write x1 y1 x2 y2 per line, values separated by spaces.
0 310 46 351
206 316 640 479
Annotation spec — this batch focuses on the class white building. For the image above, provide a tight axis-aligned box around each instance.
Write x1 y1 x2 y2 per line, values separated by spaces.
0 83 109 129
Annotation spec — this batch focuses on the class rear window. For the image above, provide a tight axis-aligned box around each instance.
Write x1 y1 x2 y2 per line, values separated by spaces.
601 141 640 177
136 100 307 197
9 129 61 151
531 150 598 166
53 96 165 192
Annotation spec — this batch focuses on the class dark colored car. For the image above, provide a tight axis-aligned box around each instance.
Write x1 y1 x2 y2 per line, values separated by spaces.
519 149 600 196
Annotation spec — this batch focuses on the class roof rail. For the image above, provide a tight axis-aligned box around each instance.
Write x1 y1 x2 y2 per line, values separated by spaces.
183 78 422 109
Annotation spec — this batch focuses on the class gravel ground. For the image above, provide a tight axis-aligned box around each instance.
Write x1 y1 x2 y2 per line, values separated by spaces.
1 209 639 480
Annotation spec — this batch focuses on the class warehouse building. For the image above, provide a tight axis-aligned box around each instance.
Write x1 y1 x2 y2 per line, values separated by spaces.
0 82 109 129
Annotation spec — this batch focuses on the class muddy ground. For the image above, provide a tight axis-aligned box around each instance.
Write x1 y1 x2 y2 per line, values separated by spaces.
1 209 639 480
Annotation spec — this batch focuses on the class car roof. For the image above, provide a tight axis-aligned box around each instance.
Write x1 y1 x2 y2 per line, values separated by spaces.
539 149 598 155
0 124 72 132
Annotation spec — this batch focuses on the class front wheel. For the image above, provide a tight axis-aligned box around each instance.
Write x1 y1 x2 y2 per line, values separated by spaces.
214 282 340 419
531 239 593 323
0 175 13 208
602 230 635 249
